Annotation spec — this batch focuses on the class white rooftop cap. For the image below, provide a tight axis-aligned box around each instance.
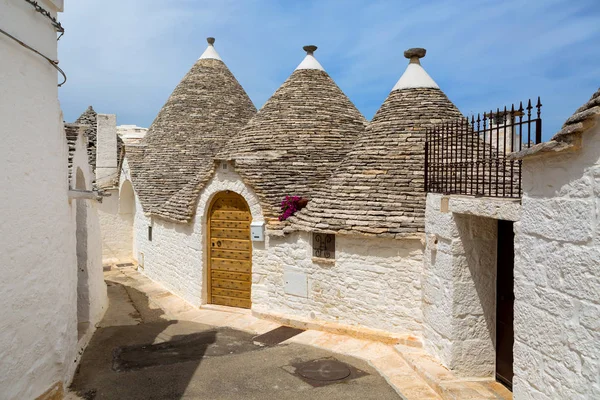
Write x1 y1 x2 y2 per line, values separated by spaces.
199 37 222 61
392 47 439 91
295 45 325 71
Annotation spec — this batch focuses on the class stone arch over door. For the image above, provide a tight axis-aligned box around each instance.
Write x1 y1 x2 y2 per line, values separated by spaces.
206 191 252 308
195 166 265 307
75 167 90 335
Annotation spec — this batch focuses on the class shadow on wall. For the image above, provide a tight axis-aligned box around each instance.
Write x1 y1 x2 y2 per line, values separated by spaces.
69 280 211 399
455 214 498 348
76 168 90 329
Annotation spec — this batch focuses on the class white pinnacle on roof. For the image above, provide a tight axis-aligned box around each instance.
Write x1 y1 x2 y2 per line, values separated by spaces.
392 48 439 91
198 37 222 61
295 45 325 71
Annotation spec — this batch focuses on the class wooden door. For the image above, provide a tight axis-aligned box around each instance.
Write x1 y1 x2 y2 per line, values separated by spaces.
496 220 514 389
207 191 252 308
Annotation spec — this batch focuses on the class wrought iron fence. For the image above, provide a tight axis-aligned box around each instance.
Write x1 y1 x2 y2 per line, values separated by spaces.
425 98 542 198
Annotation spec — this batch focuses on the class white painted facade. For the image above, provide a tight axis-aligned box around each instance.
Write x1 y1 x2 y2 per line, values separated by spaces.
71 131 109 335
97 186 136 265
512 119 600 400
253 233 424 335
128 163 424 337
0 1 105 397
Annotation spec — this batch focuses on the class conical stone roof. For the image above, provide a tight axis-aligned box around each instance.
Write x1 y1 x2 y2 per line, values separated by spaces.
132 38 256 222
293 48 463 238
75 106 98 170
218 45 367 227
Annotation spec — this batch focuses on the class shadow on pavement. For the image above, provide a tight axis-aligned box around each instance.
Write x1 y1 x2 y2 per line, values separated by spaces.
69 281 212 400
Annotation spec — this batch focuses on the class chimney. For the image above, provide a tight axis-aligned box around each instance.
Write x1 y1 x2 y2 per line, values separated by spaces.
95 113 118 188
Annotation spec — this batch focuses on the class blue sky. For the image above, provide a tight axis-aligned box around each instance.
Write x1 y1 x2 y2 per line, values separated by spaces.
58 0 599 140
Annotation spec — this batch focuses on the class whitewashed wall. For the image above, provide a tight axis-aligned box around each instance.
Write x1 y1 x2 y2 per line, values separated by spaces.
97 181 135 264
71 134 108 334
253 233 424 335
514 121 600 400
0 1 82 399
423 193 499 377
131 162 424 335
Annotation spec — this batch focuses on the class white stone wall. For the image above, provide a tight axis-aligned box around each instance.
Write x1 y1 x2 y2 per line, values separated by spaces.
423 193 498 377
513 121 600 400
253 233 424 335
97 180 135 264
71 135 108 331
130 161 424 336
0 1 83 398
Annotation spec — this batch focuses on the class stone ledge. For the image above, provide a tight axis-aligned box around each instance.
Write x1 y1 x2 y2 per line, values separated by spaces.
448 195 521 222
311 256 335 266
394 344 512 400
253 309 422 347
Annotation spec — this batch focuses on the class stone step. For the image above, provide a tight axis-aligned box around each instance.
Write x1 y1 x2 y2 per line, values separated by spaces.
394 344 512 400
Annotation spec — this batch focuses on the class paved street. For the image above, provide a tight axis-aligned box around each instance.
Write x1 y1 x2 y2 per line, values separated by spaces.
68 269 405 400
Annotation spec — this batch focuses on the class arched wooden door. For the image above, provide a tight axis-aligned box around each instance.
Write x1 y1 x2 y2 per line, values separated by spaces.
207 191 252 308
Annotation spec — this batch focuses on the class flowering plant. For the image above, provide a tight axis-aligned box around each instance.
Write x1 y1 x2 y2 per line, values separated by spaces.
278 196 309 221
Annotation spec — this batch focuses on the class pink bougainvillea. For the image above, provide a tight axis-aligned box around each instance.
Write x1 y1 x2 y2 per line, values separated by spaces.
278 196 308 221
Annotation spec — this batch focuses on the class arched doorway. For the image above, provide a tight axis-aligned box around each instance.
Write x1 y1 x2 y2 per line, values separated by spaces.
75 168 90 334
207 191 252 308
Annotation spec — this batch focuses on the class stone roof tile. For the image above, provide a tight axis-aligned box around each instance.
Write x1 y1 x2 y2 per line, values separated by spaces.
218 48 367 224
130 40 256 222
292 51 463 237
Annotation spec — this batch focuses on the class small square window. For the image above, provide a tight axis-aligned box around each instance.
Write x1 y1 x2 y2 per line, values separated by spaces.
313 233 335 259
148 226 152 241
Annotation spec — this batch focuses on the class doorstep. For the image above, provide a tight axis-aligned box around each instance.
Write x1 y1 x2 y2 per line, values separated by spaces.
394 344 512 400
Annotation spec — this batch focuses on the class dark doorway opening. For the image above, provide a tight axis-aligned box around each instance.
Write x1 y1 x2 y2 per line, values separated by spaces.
496 220 514 389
